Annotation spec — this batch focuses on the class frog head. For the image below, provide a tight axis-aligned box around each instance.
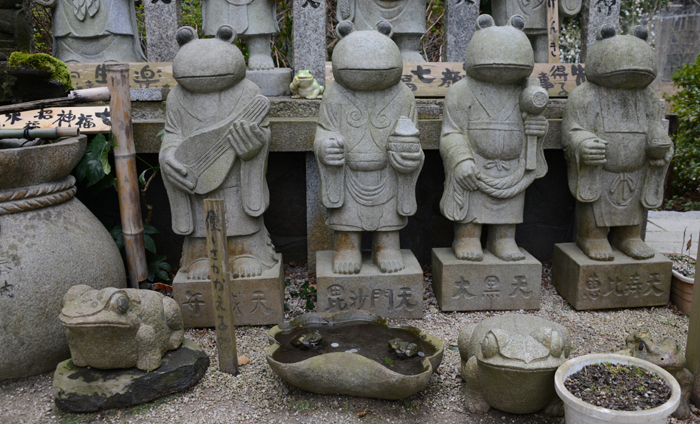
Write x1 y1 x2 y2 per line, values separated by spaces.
625 332 685 370
464 15 534 85
172 25 246 93
59 285 140 331
331 21 403 91
478 326 570 370
585 25 656 90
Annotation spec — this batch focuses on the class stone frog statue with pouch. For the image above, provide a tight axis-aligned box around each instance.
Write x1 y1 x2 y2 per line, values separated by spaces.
314 21 424 275
562 25 673 261
160 25 278 281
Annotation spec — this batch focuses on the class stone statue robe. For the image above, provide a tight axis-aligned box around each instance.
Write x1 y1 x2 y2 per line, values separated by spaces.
440 76 547 224
337 0 425 35
315 81 421 232
51 0 146 62
202 0 278 37
162 79 270 238
562 83 671 227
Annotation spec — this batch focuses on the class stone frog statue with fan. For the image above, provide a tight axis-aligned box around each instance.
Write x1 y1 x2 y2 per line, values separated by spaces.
160 25 278 280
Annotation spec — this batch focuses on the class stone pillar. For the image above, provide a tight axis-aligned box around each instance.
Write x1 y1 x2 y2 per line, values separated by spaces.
444 0 480 63
145 0 182 62
292 0 327 85
579 0 620 62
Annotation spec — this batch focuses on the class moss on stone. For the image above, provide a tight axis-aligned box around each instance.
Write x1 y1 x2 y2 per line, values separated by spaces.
7 52 74 90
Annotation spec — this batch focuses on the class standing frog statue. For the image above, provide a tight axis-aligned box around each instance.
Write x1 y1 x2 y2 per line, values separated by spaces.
59 285 184 371
458 315 571 415
314 21 424 275
616 331 693 419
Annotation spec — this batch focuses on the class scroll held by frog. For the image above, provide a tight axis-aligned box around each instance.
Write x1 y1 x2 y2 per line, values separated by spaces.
562 25 673 262
160 25 278 282
59 285 184 371
458 315 572 415
615 331 693 419
314 21 424 275
439 15 549 263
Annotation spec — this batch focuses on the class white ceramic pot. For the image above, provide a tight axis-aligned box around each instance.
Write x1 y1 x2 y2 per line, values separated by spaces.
554 353 681 424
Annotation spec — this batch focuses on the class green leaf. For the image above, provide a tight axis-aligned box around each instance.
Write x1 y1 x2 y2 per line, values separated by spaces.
143 224 160 235
100 150 111 175
447 345 459 351
90 174 117 194
157 129 165 141
147 254 171 282
144 234 157 254
383 357 393 365
75 133 115 190
139 169 148 185
109 225 124 251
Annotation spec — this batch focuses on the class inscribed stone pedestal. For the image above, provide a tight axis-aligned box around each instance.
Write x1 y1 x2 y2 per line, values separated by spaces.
431 247 541 311
444 0 480 63
173 254 284 327
316 250 424 319
246 68 293 97
145 0 182 62
292 0 327 86
580 0 621 62
552 243 672 310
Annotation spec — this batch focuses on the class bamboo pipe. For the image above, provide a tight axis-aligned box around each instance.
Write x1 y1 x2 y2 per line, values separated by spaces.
106 64 148 288
0 87 110 115
0 127 79 139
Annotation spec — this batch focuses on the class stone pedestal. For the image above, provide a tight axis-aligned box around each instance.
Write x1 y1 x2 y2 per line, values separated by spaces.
247 68 293 97
316 250 424 319
431 247 541 311
552 243 672 310
173 254 285 327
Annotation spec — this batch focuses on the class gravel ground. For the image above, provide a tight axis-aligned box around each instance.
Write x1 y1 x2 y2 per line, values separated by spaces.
1 263 698 424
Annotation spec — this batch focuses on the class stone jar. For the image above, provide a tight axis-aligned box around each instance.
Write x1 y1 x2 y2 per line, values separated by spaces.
0 135 126 381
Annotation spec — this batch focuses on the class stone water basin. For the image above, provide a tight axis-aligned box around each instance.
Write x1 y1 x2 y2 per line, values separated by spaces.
266 311 444 399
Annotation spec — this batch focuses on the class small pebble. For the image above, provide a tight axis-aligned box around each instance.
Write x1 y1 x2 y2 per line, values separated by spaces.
331 343 339 347
345 349 358 353
417 351 425 357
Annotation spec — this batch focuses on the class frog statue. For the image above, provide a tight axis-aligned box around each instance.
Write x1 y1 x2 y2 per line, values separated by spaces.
290 70 324 100
616 331 693 419
160 25 278 280
439 15 549 262
562 25 673 262
59 285 184 371
314 21 424 275
458 315 572 415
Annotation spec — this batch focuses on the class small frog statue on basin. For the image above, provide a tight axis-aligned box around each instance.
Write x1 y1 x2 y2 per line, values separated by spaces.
290 70 324 100
59 285 184 371
615 331 693 419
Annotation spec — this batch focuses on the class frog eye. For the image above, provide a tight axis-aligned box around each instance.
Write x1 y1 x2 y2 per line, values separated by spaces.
638 342 645 351
481 332 499 358
112 294 129 314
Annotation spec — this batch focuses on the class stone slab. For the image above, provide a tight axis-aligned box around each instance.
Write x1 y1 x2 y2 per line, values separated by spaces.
145 0 182 62
174 253 285 327
444 0 480 62
53 339 209 412
316 250 424 319
552 243 672 310
247 68 293 97
292 0 327 86
431 247 542 311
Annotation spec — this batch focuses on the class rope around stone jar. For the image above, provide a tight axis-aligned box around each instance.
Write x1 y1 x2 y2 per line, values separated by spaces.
0 176 77 215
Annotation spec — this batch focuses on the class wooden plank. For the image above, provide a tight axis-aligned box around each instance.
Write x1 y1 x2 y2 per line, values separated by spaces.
0 106 111 134
547 0 561 63
66 61 587 98
204 198 239 376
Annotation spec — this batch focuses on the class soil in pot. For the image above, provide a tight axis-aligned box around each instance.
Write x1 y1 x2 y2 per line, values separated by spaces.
272 323 437 375
564 363 671 411
663 253 695 279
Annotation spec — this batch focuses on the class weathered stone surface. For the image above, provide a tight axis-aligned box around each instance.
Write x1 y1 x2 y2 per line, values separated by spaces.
431 247 541 311
161 27 279 288
36 0 146 62
54 339 209 412
458 314 571 415
444 0 480 62
306 154 333 271
247 68 293 97
0 0 31 61
580 0 621 62
145 0 181 62
552 243 672 310
316 250 424 319
60 286 184 371
440 15 549 264
292 0 326 86
562 26 672 262
174 253 284 327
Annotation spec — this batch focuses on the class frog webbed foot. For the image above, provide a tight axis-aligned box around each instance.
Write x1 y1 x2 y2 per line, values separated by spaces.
463 356 490 414
543 397 565 417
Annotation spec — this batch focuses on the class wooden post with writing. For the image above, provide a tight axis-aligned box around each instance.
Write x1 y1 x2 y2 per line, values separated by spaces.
685 238 700 405
204 198 239 375
547 0 560 63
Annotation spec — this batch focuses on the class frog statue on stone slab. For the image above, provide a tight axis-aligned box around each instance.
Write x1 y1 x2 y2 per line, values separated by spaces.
160 25 278 281
314 21 424 275
290 70 325 100
439 14 549 263
562 25 673 262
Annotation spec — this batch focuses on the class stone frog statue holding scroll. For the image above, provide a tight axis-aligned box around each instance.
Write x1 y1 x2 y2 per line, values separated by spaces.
440 15 549 262
160 25 277 280
315 21 424 275
562 25 673 261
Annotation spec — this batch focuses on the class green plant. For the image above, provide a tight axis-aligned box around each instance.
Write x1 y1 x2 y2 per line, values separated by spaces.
290 280 317 310
75 133 117 194
667 54 700 195
383 356 393 365
8 52 73 90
